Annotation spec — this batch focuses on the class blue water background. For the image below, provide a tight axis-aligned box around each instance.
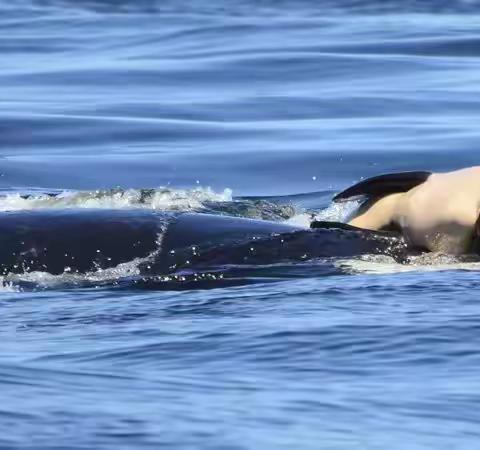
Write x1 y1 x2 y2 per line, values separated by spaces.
2 1 480 448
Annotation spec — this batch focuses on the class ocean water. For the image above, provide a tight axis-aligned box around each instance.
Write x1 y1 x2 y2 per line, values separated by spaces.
2 1 480 448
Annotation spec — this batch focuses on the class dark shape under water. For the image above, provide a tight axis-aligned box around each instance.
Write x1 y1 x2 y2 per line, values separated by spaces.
0 209 411 289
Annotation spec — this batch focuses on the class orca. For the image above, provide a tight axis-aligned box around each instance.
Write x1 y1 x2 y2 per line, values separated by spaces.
333 166 480 254
0 209 409 277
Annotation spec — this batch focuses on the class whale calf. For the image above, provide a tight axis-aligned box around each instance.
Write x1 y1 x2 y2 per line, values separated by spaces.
333 166 480 254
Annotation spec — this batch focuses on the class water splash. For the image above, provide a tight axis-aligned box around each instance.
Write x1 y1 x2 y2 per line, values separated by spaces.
314 199 360 222
337 253 480 275
0 187 233 212
0 278 20 292
4 255 152 289
286 199 360 228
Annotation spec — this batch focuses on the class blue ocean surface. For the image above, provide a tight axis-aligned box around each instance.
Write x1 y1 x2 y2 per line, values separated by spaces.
2 0 480 448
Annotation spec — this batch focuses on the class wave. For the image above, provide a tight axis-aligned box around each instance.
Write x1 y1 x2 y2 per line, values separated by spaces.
15 0 480 15
0 186 232 212
0 186 317 224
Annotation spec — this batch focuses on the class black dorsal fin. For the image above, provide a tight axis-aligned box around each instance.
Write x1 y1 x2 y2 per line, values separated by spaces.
333 171 432 203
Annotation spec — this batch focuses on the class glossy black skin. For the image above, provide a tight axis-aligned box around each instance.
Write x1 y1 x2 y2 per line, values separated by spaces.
0 209 164 275
0 210 301 275
0 210 410 276
161 212 299 253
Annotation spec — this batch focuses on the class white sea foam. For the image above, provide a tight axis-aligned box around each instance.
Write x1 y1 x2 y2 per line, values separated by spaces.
285 199 360 228
4 255 151 289
0 187 233 212
336 254 480 275
284 213 312 228
313 200 360 222
0 278 21 292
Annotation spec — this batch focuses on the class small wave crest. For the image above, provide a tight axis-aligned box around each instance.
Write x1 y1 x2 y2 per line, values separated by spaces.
0 187 306 223
0 187 233 212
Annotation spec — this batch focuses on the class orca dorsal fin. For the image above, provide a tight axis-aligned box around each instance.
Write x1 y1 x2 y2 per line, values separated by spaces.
333 171 432 203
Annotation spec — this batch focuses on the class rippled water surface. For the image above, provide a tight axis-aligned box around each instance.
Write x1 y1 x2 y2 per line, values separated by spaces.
2 1 480 448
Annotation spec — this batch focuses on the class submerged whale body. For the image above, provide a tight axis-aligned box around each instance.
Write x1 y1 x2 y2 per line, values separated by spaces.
0 209 411 287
